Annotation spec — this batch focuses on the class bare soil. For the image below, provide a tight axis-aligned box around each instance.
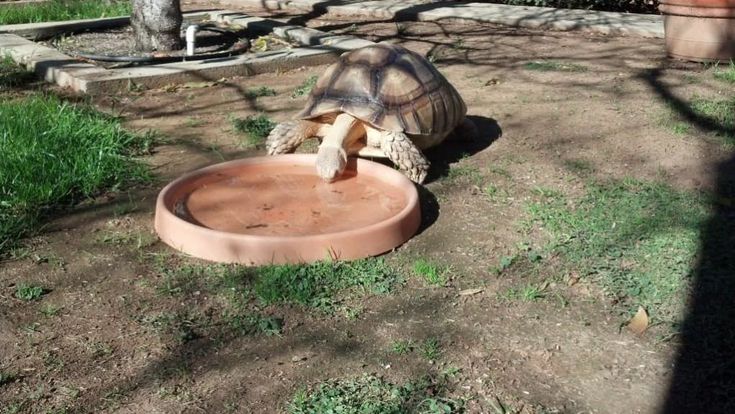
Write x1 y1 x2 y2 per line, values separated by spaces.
1 7 731 414
47 24 251 68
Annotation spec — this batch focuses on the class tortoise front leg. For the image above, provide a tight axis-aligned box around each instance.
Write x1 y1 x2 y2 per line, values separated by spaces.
379 130 430 184
266 120 320 155
316 113 362 182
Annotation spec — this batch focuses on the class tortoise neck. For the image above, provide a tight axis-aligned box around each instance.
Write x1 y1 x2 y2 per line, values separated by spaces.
320 113 362 150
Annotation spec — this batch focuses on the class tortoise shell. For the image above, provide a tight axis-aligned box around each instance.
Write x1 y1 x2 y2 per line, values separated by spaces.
296 43 466 135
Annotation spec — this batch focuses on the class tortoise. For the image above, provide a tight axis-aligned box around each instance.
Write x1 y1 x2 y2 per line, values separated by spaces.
265 43 474 184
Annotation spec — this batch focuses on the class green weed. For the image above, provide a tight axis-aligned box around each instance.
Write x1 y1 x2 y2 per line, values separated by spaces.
291 75 318 98
523 60 587 72
420 337 442 361
231 114 276 147
501 283 547 302
0 94 151 254
713 60 735 84
492 254 517 276
39 303 61 317
390 339 415 355
288 374 462 414
528 178 709 322
413 259 448 286
671 122 691 135
484 183 512 203
244 86 277 99
15 284 45 301
531 186 563 199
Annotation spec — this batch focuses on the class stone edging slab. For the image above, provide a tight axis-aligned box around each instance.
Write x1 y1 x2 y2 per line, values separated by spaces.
0 10 373 93
231 0 664 38
0 0 49 8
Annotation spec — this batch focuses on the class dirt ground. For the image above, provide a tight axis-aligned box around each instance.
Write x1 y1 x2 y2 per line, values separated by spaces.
1 5 732 414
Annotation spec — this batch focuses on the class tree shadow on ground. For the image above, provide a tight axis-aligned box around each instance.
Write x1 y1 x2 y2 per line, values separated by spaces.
642 68 735 413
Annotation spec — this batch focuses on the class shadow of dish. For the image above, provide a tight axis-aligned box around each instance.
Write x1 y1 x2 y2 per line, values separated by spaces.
424 114 502 183
354 115 500 236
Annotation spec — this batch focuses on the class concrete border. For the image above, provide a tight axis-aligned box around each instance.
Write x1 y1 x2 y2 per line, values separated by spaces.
0 10 373 93
231 0 664 38
0 0 49 8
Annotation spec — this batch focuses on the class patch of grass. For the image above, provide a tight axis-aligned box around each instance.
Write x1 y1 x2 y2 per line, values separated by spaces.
231 114 276 147
0 371 16 386
671 122 691 135
15 283 45 301
689 96 735 140
184 117 204 128
98 230 157 249
254 258 401 312
444 163 484 186
492 254 517 276
39 303 61 317
528 178 710 322
390 339 415 355
420 337 442 361
154 260 250 302
562 158 594 175
0 55 34 89
501 283 548 302
291 75 318 98
531 186 563 199
244 86 277 99
413 259 448 286
523 60 587 72
288 374 463 414
0 94 151 253
225 312 283 336
0 0 130 25
139 311 202 343
87 341 113 358
483 184 509 202
153 257 400 315
713 60 735 84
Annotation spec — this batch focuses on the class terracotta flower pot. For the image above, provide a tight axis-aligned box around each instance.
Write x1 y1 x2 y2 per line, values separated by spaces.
659 0 735 61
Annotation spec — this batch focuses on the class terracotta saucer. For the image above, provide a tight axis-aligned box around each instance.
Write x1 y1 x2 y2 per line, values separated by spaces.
154 154 421 265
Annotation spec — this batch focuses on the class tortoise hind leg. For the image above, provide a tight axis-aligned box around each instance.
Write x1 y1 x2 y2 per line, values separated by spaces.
266 120 320 155
379 130 430 184
451 117 478 142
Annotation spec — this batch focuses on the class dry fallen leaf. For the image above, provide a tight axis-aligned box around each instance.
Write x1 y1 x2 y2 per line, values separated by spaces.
459 288 484 296
627 306 649 335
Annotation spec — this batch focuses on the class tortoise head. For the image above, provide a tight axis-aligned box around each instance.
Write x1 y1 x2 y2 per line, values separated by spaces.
315 144 348 182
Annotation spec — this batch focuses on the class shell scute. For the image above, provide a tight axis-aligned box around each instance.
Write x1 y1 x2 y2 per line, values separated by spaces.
297 43 466 135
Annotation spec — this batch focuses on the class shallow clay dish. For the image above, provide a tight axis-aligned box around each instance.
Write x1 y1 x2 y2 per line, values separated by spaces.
154 154 421 265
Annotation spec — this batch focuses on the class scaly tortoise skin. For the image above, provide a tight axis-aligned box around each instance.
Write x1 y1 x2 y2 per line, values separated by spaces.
266 43 472 183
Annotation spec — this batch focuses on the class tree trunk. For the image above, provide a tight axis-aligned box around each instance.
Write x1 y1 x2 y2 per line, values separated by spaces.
130 0 182 52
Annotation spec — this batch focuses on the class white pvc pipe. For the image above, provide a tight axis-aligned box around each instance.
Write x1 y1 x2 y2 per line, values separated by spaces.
186 25 199 56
